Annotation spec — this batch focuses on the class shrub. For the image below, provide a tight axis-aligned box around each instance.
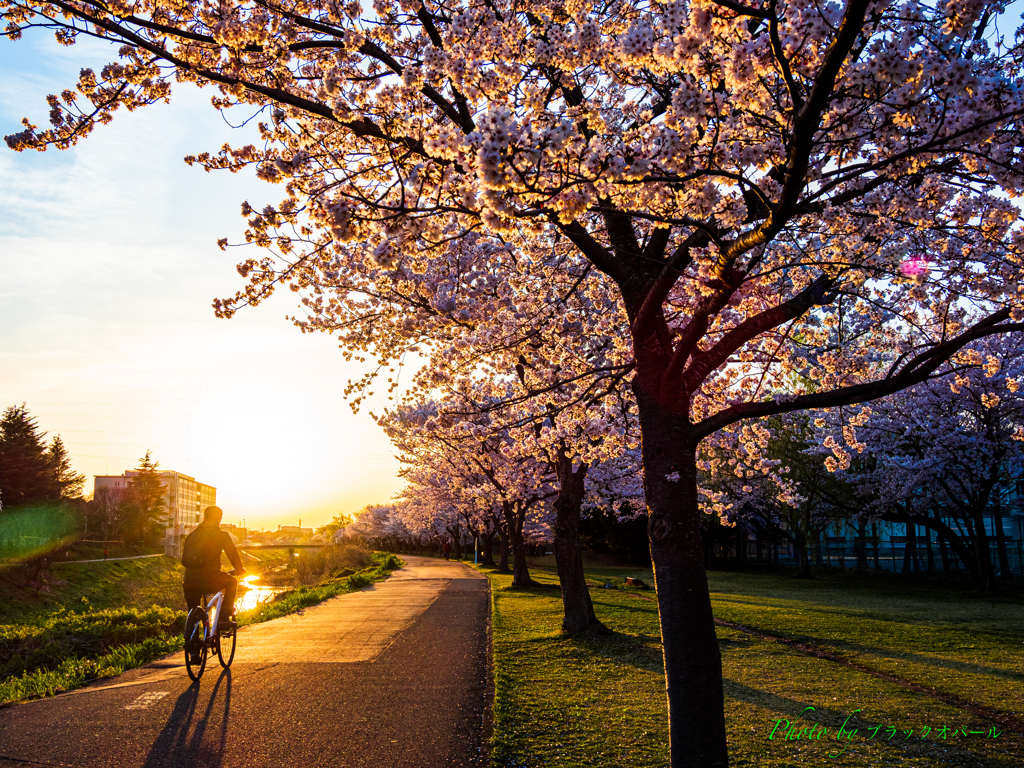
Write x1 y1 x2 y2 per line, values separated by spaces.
293 543 372 586
0 605 185 680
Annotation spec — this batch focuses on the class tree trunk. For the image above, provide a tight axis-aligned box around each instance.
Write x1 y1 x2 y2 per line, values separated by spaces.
938 533 950 574
510 501 532 586
788 529 811 579
856 522 868 573
871 523 881 573
552 453 603 633
971 510 997 593
635 389 728 768
993 496 1011 581
495 512 511 573
480 531 495 566
902 522 916 574
925 529 936 575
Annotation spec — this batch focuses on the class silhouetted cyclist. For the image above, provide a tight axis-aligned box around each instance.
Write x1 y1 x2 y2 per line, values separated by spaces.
182 506 245 633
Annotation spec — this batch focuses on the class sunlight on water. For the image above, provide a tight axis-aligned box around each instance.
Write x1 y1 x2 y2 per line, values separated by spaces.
235 574 284 613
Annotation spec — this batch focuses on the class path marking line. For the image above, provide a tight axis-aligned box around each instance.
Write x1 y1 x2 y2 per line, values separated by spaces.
124 691 169 710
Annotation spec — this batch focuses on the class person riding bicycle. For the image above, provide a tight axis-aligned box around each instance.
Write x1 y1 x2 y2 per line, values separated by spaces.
182 506 245 657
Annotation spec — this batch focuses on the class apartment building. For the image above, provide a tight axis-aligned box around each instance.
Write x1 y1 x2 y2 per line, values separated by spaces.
93 470 216 555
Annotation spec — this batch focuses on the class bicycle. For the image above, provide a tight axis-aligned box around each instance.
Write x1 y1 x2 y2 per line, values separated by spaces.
184 570 240 682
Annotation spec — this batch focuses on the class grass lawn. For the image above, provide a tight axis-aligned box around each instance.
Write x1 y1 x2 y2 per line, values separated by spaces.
483 557 1024 767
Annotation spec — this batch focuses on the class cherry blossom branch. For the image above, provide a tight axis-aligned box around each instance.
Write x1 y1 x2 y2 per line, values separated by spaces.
681 274 836 393
695 309 1024 438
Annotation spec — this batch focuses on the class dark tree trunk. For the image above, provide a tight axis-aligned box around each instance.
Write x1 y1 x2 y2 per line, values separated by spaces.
856 521 868 573
480 531 495 566
938 533 950 574
495 510 511 573
971 510 997 593
885 511 983 587
788 530 811 579
925 529 936 575
993 498 1011 581
552 452 603 633
510 501 532 586
635 389 728 768
902 522 916 574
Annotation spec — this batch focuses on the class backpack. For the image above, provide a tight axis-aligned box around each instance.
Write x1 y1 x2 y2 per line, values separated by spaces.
180 529 207 569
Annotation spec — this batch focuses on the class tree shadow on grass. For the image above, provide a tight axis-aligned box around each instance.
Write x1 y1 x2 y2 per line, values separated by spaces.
494 584 561 596
717 614 1024 685
813 639 1024 684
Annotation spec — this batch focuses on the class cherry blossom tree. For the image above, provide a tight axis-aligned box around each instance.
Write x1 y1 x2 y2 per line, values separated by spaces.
344 502 411 548
839 334 1024 591
380 397 558 585
8 0 1024 763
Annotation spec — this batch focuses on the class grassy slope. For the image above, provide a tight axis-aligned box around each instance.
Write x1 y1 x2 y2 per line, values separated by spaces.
485 559 1024 768
0 556 186 623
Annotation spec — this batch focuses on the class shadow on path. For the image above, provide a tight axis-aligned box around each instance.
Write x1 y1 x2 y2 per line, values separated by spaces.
142 668 232 768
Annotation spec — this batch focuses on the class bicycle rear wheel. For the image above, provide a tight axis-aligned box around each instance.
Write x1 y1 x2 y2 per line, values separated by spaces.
217 617 236 667
184 608 209 682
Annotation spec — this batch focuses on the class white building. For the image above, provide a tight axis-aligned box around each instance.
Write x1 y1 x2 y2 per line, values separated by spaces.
93 470 216 555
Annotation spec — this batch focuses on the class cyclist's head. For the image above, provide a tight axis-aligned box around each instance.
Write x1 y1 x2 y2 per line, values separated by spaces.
203 506 224 525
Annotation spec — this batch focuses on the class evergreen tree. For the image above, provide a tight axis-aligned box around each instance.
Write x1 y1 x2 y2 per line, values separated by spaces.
0 403 56 509
47 435 85 501
122 450 166 546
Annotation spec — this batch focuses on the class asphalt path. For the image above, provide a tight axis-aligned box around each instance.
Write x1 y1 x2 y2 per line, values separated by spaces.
0 556 490 767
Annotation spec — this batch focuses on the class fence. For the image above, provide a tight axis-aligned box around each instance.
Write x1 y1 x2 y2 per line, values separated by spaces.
709 537 1024 580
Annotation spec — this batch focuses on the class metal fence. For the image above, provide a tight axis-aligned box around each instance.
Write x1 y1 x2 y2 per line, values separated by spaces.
711 538 1024 580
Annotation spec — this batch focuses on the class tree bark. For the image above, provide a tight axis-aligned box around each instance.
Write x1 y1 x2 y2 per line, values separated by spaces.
495 509 511 573
971 510 996 593
993 495 1011 581
902 521 915 574
480 530 495 566
855 521 868 573
509 501 533 586
635 387 728 768
552 452 604 632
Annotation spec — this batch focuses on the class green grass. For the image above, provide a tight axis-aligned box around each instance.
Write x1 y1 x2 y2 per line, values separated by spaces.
483 559 1024 768
0 605 186 706
0 556 185 623
0 551 404 706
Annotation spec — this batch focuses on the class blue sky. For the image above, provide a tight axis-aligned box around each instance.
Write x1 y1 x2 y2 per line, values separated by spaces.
0 32 402 529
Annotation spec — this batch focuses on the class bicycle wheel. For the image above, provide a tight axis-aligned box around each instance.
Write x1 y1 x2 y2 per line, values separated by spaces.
184 608 209 682
217 616 236 667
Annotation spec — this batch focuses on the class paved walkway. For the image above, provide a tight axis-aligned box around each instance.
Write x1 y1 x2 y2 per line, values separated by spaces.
0 556 489 767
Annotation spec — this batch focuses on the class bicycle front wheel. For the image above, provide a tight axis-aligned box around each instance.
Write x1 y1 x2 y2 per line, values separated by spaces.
217 619 236 667
184 608 209 682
